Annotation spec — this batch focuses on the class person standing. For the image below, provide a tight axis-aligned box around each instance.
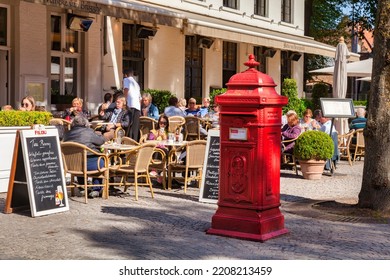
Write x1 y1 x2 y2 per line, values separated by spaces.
123 68 141 141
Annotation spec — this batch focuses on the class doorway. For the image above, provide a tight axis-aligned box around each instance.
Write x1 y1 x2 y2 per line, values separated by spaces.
0 49 8 107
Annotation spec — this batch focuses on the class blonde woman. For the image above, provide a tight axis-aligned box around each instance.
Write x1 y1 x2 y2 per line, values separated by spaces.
19 96 36 111
281 110 302 154
64 97 89 121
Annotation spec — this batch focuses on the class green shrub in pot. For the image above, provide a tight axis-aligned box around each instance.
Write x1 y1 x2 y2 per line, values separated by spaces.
0 111 52 127
293 130 334 161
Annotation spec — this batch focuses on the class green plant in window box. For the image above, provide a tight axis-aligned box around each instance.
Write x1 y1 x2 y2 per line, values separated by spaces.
0 111 52 127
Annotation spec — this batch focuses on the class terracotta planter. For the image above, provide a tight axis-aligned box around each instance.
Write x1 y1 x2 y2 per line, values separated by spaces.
299 159 326 180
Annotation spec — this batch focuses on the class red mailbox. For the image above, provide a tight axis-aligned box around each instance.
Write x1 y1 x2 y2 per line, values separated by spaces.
207 54 289 242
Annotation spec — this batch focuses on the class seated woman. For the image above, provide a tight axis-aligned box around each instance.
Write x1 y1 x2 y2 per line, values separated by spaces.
19 95 36 111
299 108 314 131
281 110 302 154
98 95 130 141
141 93 159 120
62 115 106 198
148 114 169 141
63 97 89 121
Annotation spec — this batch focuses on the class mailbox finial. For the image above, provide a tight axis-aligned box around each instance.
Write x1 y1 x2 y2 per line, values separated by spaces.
244 54 260 69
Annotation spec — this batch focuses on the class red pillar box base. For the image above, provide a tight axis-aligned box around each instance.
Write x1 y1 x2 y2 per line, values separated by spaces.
207 206 289 242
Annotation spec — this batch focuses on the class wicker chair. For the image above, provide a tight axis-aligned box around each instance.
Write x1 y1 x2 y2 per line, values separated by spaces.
60 142 109 203
167 140 207 192
338 129 355 166
139 116 157 138
281 137 299 175
168 116 185 134
183 116 206 140
49 118 72 139
148 147 168 189
350 128 365 163
108 142 156 200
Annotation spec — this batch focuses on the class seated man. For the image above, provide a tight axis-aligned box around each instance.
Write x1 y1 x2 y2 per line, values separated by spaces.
98 95 130 141
350 107 367 130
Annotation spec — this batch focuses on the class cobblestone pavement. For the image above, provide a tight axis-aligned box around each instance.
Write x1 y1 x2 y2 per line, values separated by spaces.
1 160 389 260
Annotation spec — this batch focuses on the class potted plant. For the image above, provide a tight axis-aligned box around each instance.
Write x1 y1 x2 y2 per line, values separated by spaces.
293 130 334 180
0 110 52 193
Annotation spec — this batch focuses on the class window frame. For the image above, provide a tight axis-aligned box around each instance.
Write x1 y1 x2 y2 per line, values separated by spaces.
223 0 238 9
281 0 292 24
254 0 267 17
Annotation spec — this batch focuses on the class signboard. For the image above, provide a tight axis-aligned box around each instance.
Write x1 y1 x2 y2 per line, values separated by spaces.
320 98 355 118
199 129 220 203
4 126 69 217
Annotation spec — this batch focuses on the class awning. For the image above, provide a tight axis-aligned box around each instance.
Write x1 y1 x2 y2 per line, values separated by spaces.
310 58 372 77
22 0 184 28
183 14 360 60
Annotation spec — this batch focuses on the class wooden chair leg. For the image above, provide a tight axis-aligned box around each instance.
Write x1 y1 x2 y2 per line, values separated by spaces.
134 173 139 201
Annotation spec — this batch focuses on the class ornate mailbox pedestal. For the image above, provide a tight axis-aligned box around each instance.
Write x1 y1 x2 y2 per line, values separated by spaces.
207 55 288 242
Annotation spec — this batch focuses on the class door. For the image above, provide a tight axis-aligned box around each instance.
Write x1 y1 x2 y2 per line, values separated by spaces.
0 49 8 106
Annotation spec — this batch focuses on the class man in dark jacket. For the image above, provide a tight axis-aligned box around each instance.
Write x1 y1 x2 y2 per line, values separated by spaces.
63 115 106 198
98 94 130 141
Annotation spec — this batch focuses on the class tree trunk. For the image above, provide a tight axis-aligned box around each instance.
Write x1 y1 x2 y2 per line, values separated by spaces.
358 0 390 212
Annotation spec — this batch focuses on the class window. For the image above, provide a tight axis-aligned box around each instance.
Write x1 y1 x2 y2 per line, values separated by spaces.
0 7 7 46
280 51 291 88
223 0 238 9
122 23 145 89
281 0 292 23
185 35 203 101
50 15 80 100
254 0 266 17
253 46 267 74
223 41 237 87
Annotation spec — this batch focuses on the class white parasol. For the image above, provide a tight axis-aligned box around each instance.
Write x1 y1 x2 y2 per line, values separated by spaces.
332 37 350 135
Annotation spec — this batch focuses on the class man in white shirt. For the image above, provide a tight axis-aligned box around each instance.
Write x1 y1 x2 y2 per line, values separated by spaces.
123 68 141 141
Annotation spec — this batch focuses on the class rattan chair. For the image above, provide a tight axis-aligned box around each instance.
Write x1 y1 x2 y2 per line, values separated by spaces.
49 118 71 139
60 142 109 203
183 116 205 140
140 116 157 138
338 129 355 166
108 142 156 200
168 116 185 134
167 140 207 192
350 128 365 163
281 137 299 175
148 148 168 189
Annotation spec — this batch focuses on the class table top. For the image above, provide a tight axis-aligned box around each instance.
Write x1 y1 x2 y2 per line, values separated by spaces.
147 140 187 147
101 143 138 151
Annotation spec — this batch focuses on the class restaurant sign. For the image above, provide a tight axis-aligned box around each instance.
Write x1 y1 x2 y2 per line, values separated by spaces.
44 0 102 14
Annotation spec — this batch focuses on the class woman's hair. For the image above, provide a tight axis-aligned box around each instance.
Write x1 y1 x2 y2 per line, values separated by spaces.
104 92 113 103
72 114 89 127
287 111 299 125
188 97 196 105
178 98 187 107
302 108 313 118
21 95 36 111
142 92 153 102
116 95 127 106
156 114 169 131
72 97 83 106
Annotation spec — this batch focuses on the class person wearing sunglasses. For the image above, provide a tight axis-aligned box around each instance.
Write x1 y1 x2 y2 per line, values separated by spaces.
19 95 36 111
185 97 200 116
299 108 314 131
149 114 169 141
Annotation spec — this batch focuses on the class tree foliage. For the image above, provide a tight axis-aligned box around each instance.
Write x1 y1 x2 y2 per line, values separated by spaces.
281 78 306 116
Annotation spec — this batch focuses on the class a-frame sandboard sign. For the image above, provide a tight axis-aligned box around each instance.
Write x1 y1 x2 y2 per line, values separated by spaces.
4 126 69 217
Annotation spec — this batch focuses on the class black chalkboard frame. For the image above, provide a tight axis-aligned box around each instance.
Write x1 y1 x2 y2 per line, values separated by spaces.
199 129 220 204
7 127 69 217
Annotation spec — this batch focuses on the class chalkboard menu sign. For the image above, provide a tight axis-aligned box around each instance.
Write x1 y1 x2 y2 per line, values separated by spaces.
4 126 69 217
199 129 220 203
